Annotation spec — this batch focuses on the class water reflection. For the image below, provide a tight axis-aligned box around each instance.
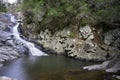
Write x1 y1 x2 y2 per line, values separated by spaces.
0 55 99 80
0 58 30 80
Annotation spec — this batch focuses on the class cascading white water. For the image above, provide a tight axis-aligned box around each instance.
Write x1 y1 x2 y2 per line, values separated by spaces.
11 15 48 56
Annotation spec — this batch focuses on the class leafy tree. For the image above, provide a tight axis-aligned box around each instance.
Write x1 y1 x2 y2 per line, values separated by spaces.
22 0 120 33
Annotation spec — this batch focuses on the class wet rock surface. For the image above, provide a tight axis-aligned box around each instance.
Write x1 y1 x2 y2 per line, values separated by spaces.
0 13 21 67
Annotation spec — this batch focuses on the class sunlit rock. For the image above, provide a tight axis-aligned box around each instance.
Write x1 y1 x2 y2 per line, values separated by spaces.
79 25 94 40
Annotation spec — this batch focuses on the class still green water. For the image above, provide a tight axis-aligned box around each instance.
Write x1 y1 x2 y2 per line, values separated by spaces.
0 55 107 80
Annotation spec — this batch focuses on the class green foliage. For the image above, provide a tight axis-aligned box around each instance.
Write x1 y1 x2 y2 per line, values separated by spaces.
22 0 120 34
69 31 75 38
47 8 61 16
22 0 45 13
24 11 34 24
0 3 7 12
88 0 120 24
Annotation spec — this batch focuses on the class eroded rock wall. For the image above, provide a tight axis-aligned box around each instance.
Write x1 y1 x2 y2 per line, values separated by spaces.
35 25 120 61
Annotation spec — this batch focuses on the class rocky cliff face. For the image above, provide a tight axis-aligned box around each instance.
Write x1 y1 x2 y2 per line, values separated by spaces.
19 0 120 62
26 24 120 61
20 0 120 61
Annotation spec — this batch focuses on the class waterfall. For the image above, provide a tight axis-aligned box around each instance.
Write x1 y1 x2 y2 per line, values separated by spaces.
11 15 48 56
